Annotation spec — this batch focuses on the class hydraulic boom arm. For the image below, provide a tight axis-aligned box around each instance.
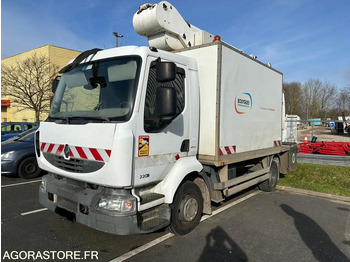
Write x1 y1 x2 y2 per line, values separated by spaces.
133 1 213 51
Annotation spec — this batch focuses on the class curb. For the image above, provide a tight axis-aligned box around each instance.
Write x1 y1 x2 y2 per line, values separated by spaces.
276 185 350 203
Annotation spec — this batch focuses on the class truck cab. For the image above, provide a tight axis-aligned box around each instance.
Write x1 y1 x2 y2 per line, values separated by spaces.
38 46 202 235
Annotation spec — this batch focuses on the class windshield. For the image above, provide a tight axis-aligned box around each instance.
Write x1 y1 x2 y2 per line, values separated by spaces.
49 56 141 122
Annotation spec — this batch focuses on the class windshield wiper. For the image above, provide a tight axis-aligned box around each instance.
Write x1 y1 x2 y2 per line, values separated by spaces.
46 116 67 122
47 116 111 124
67 116 111 123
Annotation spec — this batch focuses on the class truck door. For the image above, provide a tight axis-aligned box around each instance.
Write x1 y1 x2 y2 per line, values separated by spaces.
134 58 189 186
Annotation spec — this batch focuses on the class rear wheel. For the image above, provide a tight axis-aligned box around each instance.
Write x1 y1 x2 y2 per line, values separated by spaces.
18 157 41 179
259 159 279 192
168 181 203 235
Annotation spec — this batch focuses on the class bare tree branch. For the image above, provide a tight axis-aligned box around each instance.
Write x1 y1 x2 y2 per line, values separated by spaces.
1 53 59 122
284 79 344 120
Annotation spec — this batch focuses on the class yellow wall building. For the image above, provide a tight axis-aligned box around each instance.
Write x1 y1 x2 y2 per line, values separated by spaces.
1 45 81 123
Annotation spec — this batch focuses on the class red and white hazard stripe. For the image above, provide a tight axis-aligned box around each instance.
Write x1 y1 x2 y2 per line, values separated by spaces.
219 145 236 156
273 140 282 147
40 142 111 162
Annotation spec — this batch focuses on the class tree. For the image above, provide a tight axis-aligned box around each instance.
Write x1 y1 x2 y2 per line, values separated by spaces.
283 82 304 116
1 54 59 122
302 78 337 119
283 79 340 120
317 81 337 119
303 78 322 119
336 86 350 114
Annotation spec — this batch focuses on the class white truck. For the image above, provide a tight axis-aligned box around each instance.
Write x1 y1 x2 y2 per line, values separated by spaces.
37 1 297 235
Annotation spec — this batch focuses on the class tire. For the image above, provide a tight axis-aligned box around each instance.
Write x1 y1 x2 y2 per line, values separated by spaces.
18 157 41 179
168 181 203 235
259 159 279 192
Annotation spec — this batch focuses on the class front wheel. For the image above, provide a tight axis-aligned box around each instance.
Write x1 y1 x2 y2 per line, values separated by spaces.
168 181 203 235
18 157 41 179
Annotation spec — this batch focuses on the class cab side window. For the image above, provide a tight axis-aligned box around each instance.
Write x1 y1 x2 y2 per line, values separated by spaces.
144 66 185 133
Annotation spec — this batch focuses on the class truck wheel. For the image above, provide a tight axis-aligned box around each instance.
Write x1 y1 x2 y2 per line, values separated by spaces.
259 159 279 192
18 157 41 179
168 181 203 235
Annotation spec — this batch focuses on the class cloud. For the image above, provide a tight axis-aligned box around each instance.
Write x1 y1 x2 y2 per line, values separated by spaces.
265 46 333 68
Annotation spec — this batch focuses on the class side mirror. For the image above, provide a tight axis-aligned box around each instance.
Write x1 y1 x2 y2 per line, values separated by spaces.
89 76 107 89
52 76 61 93
156 86 177 123
156 62 176 83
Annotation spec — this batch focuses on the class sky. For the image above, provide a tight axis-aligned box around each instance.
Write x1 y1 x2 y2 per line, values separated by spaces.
1 0 350 89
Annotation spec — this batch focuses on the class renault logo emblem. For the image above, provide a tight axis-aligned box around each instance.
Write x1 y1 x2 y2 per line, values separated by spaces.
64 144 70 160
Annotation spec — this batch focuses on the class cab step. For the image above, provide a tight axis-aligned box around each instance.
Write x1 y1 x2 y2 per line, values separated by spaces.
139 193 165 211
139 205 170 232
140 217 169 231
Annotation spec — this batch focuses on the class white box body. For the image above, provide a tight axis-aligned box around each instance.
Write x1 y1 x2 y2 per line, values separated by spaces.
179 42 283 163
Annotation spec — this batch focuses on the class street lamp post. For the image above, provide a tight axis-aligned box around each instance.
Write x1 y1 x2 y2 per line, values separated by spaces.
113 32 124 47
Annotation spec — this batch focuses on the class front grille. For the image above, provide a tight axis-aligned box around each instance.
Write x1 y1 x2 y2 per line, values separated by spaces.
56 157 84 172
43 153 104 173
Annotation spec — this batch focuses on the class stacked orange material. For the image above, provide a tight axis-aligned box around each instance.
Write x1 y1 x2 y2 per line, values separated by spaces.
298 142 350 156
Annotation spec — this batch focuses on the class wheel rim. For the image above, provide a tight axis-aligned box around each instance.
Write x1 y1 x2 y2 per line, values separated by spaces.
179 195 198 222
24 162 37 175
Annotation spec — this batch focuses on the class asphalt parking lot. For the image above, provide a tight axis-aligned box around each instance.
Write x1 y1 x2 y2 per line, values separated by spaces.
1 175 350 262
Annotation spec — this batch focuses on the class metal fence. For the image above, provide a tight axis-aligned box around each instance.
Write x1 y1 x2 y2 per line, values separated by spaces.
283 118 350 144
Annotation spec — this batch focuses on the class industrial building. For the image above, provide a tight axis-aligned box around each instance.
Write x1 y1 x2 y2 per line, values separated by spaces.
1 45 81 122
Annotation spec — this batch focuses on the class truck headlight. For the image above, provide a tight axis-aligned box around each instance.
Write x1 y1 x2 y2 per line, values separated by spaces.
98 197 136 212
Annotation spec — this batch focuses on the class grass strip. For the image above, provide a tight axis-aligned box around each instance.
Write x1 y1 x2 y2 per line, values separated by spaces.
279 163 350 197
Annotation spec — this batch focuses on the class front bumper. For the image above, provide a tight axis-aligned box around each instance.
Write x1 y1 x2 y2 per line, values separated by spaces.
1 159 18 175
39 174 170 235
40 174 139 235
